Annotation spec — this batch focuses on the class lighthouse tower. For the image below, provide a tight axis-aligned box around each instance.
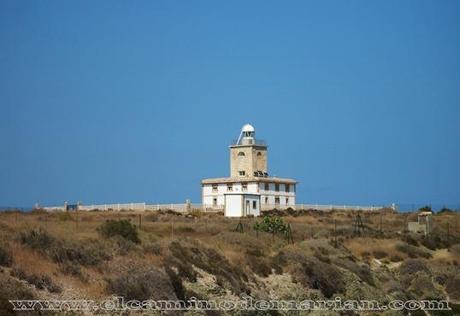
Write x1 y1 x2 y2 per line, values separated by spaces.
230 124 268 178
201 124 297 217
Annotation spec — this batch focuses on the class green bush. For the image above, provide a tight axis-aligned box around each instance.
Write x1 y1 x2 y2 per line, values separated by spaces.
97 220 140 244
253 216 290 238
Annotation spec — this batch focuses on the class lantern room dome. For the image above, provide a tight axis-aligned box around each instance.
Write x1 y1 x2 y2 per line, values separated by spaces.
242 124 255 133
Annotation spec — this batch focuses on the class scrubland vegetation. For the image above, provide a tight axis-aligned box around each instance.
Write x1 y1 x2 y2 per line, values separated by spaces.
0 208 459 315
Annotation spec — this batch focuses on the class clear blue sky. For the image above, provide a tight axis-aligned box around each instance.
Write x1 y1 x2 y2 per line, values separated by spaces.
1 1 459 208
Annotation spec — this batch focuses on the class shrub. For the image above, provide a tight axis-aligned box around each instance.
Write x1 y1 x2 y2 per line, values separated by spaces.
446 275 460 301
438 207 454 214
396 242 432 259
11 268 61 293
57 212 73 221
112 235 137 255
390 254 403 262
0 245 13 267
59 261 87 281
275 248 345 298
253 216 290 237
419 206 432 212
175 225 195 233
296 257 345 298
450 244 460 256
373 250 388 259
18 228 55 252
403 234 419 246
335 259 374 286
0 274 36 316
399 259 431 287
143 241 162 256
167 239 249 294
18 229 110 267
97 220 140 244
106 266 177 301
246 254 273 277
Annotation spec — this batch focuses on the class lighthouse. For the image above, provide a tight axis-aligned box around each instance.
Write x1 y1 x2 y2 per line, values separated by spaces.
201 124 297 217
230 124 268 178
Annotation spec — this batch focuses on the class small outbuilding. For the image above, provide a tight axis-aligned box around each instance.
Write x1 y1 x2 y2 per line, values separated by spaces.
224 193 260 217
408 211 433 235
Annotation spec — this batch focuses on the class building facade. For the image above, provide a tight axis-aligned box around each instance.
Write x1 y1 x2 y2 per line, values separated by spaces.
201 124 297 215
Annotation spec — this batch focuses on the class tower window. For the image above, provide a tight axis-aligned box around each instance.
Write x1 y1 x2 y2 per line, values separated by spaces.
212 184 218 192
257 152 262 156
242 183 247 191
286 198 289 205
239 171 246 176
275 197 280 205
252 201 257 209
265 196 269 204
227 184 233 192
275 183 280 192
285 184 290 192
264 183 269 191
213 198 217 206
238 152 245 156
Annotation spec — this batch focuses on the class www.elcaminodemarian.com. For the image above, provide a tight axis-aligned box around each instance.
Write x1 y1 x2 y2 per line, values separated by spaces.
9 296 451 312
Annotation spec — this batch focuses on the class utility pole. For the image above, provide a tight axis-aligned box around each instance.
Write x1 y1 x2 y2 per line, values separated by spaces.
447 222 450 245
76 210 79 232
333 219 338 248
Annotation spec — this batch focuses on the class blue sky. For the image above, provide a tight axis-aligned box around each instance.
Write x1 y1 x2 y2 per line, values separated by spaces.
0 1 459 208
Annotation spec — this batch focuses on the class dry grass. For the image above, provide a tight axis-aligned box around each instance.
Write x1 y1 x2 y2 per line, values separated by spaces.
0 209 458 311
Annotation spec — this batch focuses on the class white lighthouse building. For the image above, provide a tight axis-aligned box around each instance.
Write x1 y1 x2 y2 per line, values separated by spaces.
201 124 297 217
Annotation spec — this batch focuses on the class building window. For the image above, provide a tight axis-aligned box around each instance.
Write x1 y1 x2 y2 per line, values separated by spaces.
264 183 269 191
275 197 280 205
257 152 262 156
212 184 218 192
239 171 245 176
275 183 279 192
238 152 245 156
227 184 233 192
242 183 247 191
265 196 269 204
286 198 289 205
285 184 290 192
253 201 257 209
213 198 217 206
